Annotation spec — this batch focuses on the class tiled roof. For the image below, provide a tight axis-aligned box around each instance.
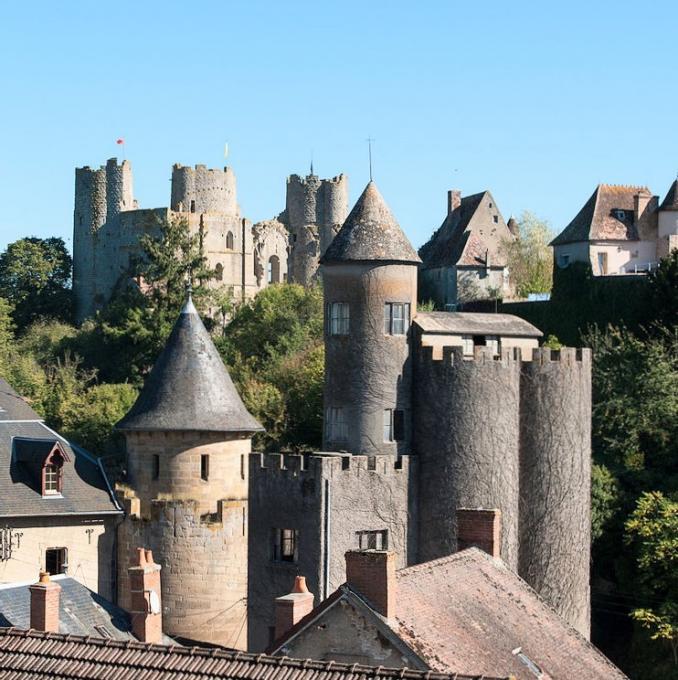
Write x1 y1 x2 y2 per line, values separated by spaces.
419 192 511 270
0 576 134 641
0 627 500 680
660 179 678 210
0 422 120 518
394 549 627 679
414 312 542 338
551 184 651 246
117 295 262 434
0 379 42 422
321 182 421 265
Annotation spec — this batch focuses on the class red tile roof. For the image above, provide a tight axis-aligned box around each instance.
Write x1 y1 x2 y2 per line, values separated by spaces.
0 627 504 680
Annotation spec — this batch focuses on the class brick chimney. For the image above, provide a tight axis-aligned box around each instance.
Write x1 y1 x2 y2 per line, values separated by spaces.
274 575 314 640
448 189 462 215
345 550 396 619
128 547 163 644
29 571 61 632
456 508 501 558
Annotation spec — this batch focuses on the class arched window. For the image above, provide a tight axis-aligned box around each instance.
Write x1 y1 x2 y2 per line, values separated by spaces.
41 443 68 496
215 263 224 281
268 255 280 284
226 231 234 250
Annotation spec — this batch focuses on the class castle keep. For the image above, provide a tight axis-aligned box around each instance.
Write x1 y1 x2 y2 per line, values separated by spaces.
114 180 592 652
73 159 348 323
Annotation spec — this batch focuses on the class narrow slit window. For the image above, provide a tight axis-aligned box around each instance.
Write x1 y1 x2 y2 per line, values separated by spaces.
201 454 209 481
152 455 160 480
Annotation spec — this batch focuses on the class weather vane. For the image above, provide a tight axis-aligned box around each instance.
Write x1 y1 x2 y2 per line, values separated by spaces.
366 137 375 181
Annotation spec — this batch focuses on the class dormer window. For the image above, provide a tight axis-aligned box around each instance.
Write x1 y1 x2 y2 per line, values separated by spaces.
41 446 66 496
614 209 626 220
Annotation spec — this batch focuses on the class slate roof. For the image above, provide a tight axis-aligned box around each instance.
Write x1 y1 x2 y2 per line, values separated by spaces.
551 184 651 246
321 182 421 265
660 179 678 210
0 627 500 680
0 576 134 641
419 191 512 270
271 549 625 680
0 382 120 518
414 312 542 338
116 296 262 434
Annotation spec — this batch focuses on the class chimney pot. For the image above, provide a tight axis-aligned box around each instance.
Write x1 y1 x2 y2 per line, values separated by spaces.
456 508 501 558
345 550 396 619
145 549 154 565
29 571 61 632
129 546 163 644
274 575 315 641
137 547 147 567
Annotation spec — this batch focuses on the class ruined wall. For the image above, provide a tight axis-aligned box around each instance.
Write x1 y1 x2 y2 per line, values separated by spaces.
519 347 592 638
285 174 348 286
323 263 417 456
252 219 289 287
118 498 247 648
170 164 238 216
248 452 416 651
414 344 522 569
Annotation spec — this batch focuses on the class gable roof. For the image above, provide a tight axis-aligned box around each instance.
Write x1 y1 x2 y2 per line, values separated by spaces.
0 378 42 421
551 184 651 246
414 312 542 338
116 296 262 434
321 182 421 265
271 549 625 680
0 627 502 680
419 191 512 270
0 576 138 642
660 179 678 210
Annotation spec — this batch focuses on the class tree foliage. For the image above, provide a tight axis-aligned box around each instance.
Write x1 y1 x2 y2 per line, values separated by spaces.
499 211 554 298
0 237 73 330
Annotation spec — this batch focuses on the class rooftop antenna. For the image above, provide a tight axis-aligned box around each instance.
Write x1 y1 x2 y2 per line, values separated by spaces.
366 136 375 181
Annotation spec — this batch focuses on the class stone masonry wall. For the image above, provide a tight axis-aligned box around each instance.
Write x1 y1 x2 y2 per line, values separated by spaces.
247 452 416 651
414 344 522 568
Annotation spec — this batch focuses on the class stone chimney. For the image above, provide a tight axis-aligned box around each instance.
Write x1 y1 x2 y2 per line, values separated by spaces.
128 547 163 644
29 571 61 632
456 508 501 558
345 550 396 619
634 190 652 224
274 575 314 640
448 189 462 215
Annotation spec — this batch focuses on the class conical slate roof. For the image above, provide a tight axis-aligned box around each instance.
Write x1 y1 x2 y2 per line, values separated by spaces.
660 179 678 210
321 181 421 265
116 296 262 434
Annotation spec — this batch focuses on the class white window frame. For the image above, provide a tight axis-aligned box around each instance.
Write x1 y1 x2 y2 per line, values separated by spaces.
486 335 500 356
329 302 349 335
461 335 474 357
326 407 347 442
384 302 411 336
383 409 393 442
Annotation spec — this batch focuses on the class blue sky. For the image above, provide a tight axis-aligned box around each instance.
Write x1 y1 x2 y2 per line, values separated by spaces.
1 1 677 252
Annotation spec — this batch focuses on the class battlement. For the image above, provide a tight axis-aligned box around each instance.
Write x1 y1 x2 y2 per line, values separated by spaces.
287 173 347 187
418 344 523 366
529 347 591 365
251 452 411 477
173 163 234 175
170 163 237 215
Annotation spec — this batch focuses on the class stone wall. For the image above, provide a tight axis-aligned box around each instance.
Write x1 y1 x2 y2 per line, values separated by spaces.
247 452 417 651
414 344 522 568
519 347 592 638
323 263 418 456
118 498 247 648
0 515 119 600
170 164 238 216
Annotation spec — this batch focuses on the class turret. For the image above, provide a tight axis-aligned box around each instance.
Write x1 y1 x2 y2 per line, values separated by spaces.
105 158 134 222
170 164 238 216
116 293 262 648
320 182 421 456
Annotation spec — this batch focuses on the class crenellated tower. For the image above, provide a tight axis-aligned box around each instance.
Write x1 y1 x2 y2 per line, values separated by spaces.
285 172 348 286
320 182 421 456
116 294 262 648
170 164 238 216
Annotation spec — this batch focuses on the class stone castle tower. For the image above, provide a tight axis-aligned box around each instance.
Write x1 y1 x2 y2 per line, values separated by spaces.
321 182 420 456
282 171 349 286
248 180 592 648
73 158 289 324
116 294 262 648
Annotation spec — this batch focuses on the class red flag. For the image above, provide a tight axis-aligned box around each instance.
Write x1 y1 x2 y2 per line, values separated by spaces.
116 138 125 145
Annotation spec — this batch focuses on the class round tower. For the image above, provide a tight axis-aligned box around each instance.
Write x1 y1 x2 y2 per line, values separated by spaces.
319 174 349 255
519 347 592 638
105 157 134 222
73 165 107 324
414 345 522 568
116 295 262 649
321 181 421 456
170 164 238 215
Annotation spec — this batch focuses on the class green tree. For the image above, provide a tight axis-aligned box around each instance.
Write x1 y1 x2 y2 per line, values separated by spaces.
647 249 678 329
0 297 15 376
625 492 678 667
0 237 72 330
591 463 620 542
499 211 554 298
